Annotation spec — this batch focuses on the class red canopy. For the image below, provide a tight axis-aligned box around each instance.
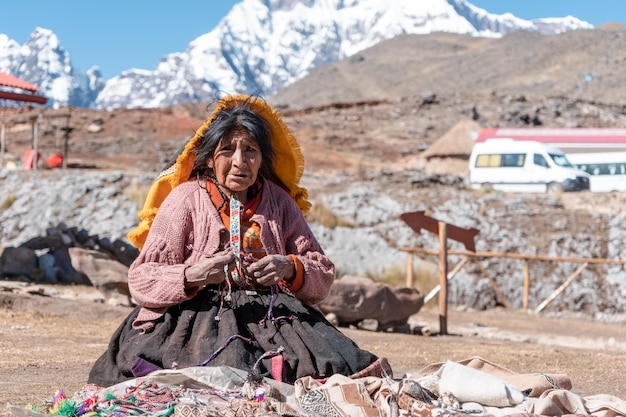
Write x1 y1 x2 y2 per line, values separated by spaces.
0 71 40 92
0 71 47 104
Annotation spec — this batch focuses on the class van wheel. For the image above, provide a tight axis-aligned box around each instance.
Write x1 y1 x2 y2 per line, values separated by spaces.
547 182 563 195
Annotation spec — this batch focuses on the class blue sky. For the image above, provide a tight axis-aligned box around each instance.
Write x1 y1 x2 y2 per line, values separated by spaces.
0 0 623 80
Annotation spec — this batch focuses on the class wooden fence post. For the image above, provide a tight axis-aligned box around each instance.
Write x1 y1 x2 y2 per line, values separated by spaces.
32 117 38 171
535 262 589 313
523 259 530 310
438 221 448 335
424 256 469 304
470 257 512 308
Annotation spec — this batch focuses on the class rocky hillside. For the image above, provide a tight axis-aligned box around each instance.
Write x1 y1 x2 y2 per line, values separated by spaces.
3 165 626 322
2 29 626 321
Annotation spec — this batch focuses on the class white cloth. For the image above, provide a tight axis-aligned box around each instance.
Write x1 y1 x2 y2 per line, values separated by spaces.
438 360 524 407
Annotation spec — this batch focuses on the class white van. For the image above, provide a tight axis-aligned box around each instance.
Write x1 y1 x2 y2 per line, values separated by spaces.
468 139 590 193
567 152 626 192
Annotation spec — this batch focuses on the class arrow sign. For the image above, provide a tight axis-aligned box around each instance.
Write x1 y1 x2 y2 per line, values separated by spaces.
400 210 479 252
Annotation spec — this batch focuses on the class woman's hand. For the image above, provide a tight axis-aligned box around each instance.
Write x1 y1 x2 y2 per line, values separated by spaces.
184 250 234 288
247 255 295 287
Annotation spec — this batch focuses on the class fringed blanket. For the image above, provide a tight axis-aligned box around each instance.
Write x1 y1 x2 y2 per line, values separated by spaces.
8 357 626 417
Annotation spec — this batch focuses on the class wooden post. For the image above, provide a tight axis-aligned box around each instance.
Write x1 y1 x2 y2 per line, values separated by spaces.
535 262 589 314
55 121 61 152
470 257 512 308
424 256 469 304
32 117 38 171
63 114 71 169
438 221 448 335
523 259 530 310
406 252 414 287
400 211 478 334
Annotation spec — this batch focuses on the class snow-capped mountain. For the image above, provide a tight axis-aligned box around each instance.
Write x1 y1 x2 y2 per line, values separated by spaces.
0 28 105 108
0 0 593 109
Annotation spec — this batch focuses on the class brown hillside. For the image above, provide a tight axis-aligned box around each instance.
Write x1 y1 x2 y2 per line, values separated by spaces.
271 28 626 109
3 28 626 176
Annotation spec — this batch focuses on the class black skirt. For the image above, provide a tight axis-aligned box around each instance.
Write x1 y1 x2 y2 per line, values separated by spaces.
88 285 381 387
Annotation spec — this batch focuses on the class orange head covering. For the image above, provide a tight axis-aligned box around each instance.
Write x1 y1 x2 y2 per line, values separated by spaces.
127 94 310 250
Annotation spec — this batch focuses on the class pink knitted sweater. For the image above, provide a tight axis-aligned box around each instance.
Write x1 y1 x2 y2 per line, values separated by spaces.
128 179 335 332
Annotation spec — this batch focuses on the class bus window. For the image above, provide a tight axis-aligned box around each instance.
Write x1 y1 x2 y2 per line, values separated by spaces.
502 153 525 167
549 153 574 167
475 154 502 167
533 153 549 168
577 164 589 174
598 164 610 175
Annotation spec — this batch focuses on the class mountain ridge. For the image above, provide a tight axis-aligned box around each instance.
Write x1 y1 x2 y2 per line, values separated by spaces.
0 0 592 109
271 26 626 109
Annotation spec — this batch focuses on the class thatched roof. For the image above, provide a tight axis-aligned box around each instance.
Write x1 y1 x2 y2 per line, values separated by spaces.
420 118 481 159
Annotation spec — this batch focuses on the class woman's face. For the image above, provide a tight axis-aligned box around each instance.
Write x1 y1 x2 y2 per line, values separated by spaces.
209 129 263 200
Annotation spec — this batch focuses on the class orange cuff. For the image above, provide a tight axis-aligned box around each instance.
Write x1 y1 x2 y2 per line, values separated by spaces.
286 254 304 291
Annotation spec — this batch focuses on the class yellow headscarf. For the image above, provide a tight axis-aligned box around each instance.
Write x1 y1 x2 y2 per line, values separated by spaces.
127 94 310 250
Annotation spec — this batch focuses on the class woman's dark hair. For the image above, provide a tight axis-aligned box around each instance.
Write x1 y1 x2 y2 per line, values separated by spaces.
189 98 286 190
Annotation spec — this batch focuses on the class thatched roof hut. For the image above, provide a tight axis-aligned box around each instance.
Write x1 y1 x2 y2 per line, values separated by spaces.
417 118 482 176
420 118 481 160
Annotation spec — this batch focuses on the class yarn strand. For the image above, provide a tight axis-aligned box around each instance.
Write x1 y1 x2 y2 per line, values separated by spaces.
194 335 253 367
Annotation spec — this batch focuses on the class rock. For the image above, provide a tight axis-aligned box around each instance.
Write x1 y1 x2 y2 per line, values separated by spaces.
19 235 64 251
0 213 138 285
51 246 91 285
38 253 60 283
318 275 425 330
69 247 132 306
0 247 42 280
325 312 339 327
357 318 380 332
87 123 102 133
112 239 139 266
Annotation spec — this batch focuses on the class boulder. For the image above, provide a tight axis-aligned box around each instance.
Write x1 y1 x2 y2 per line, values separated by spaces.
0 246 44 281
69 247 132 306
318 275 424 331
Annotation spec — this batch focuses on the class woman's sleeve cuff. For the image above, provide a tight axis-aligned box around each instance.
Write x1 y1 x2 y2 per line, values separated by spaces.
286 254 305 291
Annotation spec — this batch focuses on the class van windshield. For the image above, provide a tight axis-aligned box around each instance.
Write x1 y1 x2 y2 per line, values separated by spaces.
548 153 574 168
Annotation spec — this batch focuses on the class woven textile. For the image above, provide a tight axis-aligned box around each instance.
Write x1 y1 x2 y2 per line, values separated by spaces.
11 359 626 417
174 404 216 417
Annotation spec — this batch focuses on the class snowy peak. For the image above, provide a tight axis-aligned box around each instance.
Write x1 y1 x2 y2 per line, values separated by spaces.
0 27 105 108
0 0 593 109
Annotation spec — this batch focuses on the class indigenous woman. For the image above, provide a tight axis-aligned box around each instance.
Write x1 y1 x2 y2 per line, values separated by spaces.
88 94 388 387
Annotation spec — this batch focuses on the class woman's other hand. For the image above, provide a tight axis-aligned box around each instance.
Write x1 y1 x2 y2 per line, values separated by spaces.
247 255 295 287
184 250 234 288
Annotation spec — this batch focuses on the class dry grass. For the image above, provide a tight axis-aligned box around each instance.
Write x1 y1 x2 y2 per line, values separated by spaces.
368 260 439 299
124 182 151 209
0 194 17 210
306 200 354 228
